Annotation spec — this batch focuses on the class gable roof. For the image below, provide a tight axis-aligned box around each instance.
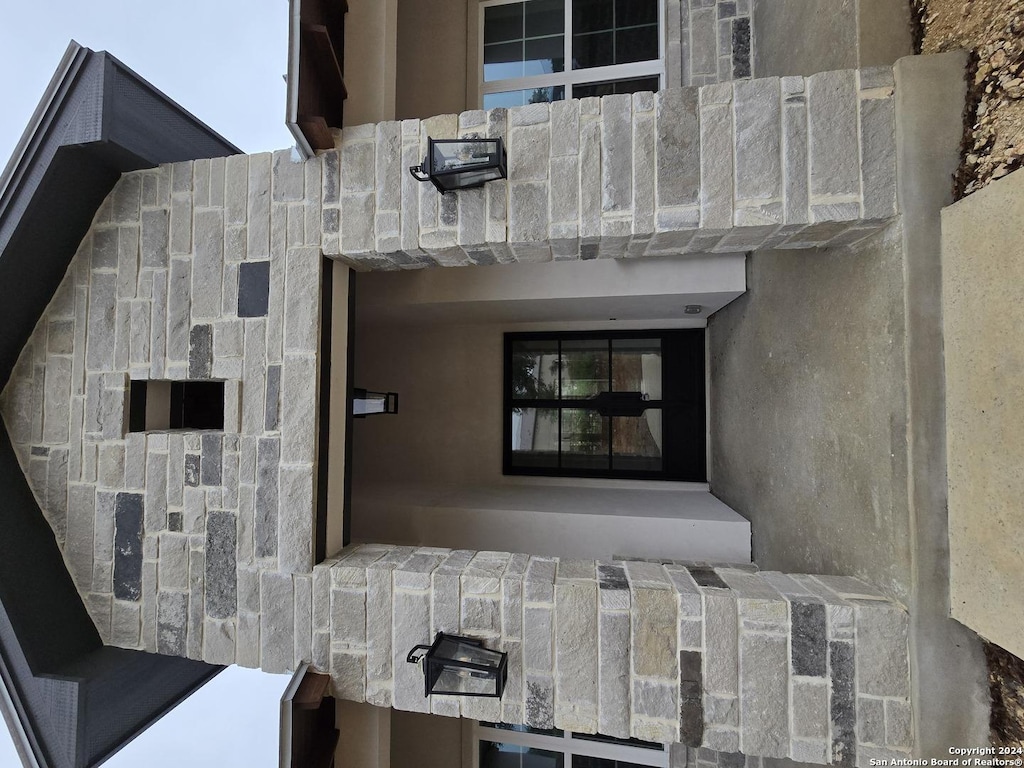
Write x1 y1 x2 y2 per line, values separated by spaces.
0 42 240 768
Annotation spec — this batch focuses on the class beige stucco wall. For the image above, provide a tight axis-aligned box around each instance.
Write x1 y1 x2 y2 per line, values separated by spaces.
942 169 1024 658
335 700 391 768
390 711 464 768
344 0 399 124
347 256 752 562
395 0 469 119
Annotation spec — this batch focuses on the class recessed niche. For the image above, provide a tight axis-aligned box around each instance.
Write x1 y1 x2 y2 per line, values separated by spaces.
129 380 225 432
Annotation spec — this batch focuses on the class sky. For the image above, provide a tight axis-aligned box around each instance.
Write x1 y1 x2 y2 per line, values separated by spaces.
0 1 296 765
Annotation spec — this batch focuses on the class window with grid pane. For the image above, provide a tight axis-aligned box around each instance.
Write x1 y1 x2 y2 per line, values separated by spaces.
504 330 706 481
481 0 662 110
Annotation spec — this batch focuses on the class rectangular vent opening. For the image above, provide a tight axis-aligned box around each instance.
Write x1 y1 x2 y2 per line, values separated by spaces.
129 380 225 432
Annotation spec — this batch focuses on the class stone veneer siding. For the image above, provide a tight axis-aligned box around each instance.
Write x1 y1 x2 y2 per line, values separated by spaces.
0 151 325 664
319 68 898 269
317 546 912 765
667 0 754 87
0 69 906 764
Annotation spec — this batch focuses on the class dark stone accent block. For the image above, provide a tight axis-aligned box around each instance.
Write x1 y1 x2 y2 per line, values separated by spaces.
200 433 222 486
30 446 49 456
184 453 200 487
205 510 238 619
830 640 856 767
237 260 271 318
322 208 340 234
719 753 745 768
581 241 599 260
157 591 188 656
732 18 752 79
466 249 498 266
255 437 280 558
113 492 144 601
679 650 704 747
168 511 183 532
265 365 281 431
597 563 628 591
188 324 213 379
718 1 736 18
792 601 827 676
525 678 554 730
689 566 729 589
92 228 119 270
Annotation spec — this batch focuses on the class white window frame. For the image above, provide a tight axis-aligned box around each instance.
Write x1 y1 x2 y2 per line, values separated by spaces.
468 721 670 768
478 0 666 107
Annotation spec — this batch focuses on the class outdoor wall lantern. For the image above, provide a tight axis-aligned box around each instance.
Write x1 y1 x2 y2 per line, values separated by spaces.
353 388 398 417
409 138 507 194
406 632 508 698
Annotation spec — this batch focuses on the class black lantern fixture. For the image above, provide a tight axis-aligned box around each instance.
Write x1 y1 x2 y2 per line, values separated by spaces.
410 138 507 194
353 388 398 417
406 632 508 698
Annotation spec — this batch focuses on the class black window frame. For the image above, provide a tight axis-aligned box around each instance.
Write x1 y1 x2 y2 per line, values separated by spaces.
503 329 706 481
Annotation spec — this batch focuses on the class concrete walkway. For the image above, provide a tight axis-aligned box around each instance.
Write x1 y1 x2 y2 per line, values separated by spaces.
708 53 990 756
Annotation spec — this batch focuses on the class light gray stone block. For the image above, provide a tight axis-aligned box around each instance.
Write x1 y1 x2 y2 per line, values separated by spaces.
733 78 782 202
280 354 316 465
260 571 294 674
699 100 734 229
247 153 272 260
554 580 598 732
158 533 189 592
502 574 523 640
657 88 701 208
341 192 375 253
332 649 367 702
791 739 829 764
601 94 632 213
551 101 579 157
509 182 549 242
293 575 312 665
598 609 630 738
224 154 248 225
284 248 320 355
191 209 224 319
186 546 205 660
509 123 550 182
858 695 886 745
739 633 789 757
112 600 141 648
279 465 314 574
393 588 431 713
461 595 500 635
792 679 829 739
158 590 188 657
691 8 718 75
169 195 192 256
203 618 237 666
579 116 602 239
86 272 117 371
855 604 909 697
885 699 912 748
67 484 95 588
704 593 738 694
273 149 305 202
634 678 678 721
860 96 898 220
807 70 860 198
523 605 554 676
